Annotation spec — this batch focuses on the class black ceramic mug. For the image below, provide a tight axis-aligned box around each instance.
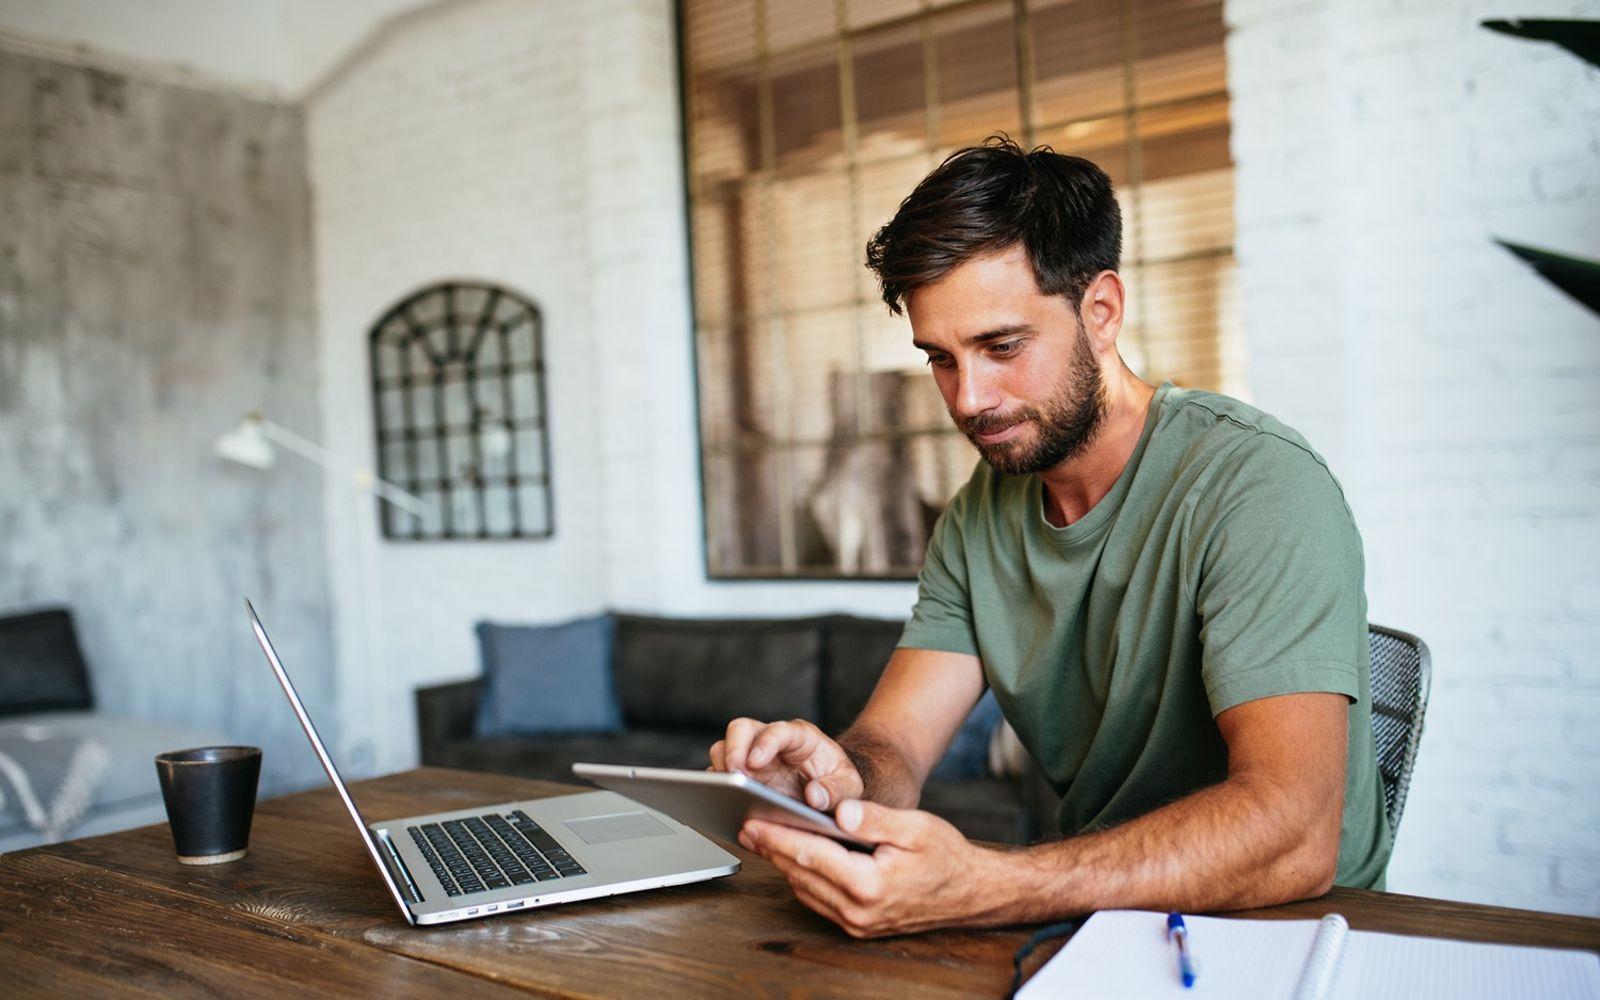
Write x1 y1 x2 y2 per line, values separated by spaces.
154 746 262 865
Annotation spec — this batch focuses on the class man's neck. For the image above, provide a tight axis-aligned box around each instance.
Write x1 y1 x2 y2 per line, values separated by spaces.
1037 372 1158 528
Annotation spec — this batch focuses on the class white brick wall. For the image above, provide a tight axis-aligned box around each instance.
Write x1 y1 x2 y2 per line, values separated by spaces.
1228 0 1600 915
306 0 918 777
306 0 608 774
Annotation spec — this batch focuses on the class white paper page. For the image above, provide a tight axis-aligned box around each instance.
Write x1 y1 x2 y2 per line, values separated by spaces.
1331 929 1600 1000
1017 910 1321 999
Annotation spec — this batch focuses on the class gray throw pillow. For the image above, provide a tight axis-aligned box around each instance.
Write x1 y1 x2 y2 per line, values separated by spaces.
474 615 623 737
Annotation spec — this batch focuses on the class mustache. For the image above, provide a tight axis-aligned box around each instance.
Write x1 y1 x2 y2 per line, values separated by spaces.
958 408 1036 437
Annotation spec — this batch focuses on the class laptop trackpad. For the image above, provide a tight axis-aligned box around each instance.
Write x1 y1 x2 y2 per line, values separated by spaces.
564 811 675 845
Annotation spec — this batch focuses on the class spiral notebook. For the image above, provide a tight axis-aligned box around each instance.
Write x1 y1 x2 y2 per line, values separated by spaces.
1017 909 1600 1000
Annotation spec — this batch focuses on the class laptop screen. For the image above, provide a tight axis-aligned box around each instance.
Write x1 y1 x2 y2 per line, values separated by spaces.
245 598 415 923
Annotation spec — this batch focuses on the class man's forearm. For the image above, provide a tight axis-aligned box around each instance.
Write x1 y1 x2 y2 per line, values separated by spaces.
838 725 924 809
976 774 1341 924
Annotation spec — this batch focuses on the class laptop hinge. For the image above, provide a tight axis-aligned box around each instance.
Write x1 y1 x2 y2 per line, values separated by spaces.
375 828 424 905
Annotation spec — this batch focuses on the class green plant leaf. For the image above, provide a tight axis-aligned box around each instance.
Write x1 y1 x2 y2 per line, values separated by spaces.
1495 239 1600 318
1481 18 1600 68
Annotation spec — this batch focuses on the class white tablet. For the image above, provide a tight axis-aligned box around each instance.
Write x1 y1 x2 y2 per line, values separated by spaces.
571 762 875 852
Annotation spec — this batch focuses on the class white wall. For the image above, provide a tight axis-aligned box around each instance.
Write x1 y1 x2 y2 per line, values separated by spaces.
0 0 431 100
305 0 918 777
1228 0 1600 915
307 0 606 775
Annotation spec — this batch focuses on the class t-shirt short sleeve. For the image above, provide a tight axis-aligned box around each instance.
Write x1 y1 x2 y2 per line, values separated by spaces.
1187 435 1366 715
898 497 981 657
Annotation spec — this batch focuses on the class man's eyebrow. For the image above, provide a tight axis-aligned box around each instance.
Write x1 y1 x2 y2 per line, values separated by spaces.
912 324 1034 352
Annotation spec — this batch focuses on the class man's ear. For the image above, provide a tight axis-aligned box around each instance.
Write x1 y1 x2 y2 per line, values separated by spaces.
1078 270 1126 349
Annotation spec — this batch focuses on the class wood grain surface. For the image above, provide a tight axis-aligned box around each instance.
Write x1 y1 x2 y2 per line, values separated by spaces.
2 767 1595 998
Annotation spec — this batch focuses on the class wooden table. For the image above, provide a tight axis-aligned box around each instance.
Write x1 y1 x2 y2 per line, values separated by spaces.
2 767 1596 997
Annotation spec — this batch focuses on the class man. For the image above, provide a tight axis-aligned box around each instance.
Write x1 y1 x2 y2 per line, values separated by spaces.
709 137 1391 937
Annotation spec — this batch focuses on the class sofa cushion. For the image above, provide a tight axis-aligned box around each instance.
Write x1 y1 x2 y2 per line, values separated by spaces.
474 616 623 737
819 615 905 733
0 608 94 717
614 615 821 729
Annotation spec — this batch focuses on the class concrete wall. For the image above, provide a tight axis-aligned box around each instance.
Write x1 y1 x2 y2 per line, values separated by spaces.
304 0 918 778
1228 0 1600 915
0 46 337 794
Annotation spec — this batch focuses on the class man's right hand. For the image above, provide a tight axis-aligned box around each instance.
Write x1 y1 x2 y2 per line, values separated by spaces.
709 717 865 811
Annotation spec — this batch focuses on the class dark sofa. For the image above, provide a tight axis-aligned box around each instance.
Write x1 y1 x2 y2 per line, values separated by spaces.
0 607 225 852
416 613 1057 844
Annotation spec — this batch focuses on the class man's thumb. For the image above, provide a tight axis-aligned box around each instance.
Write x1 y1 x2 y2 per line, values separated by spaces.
835 799 916 846
806 771 861 811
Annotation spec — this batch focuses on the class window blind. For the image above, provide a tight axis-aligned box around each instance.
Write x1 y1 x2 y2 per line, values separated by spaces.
682 0 1240 578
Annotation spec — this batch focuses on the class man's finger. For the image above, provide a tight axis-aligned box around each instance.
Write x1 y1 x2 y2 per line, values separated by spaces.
805 771 861 811
784 876 857 934
774 855 856 922
708 740 726 771
761 830 885 928
835 799 926 850
745 818 875 889
747 721 817 770
721 717 763 772
790 882 848 929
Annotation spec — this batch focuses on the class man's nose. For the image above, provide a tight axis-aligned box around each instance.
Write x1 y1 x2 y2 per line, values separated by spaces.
951 364 1000 419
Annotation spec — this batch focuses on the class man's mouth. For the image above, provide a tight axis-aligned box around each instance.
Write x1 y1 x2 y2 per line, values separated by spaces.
972 421 1025 445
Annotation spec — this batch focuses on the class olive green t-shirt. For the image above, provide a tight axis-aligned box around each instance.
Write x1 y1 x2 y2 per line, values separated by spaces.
898 382 1392 889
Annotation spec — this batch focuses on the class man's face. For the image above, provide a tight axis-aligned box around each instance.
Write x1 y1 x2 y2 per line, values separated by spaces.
906 245 1106 476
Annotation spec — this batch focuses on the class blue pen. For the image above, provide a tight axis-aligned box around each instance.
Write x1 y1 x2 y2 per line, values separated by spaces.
1166 912 1198 988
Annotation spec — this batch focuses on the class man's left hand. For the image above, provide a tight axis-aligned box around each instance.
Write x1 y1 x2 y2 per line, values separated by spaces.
739 799 1003 938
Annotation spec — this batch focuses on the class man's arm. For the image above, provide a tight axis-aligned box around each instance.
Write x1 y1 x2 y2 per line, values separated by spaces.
993 690 1347 916
710 647 984 811
836 647 986 809
740 690 1349 937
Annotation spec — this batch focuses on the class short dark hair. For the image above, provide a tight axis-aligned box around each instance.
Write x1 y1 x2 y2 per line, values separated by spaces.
864 135 1122 316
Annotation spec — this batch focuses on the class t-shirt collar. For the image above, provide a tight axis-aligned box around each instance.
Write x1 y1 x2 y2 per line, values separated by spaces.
1032 381 1174 546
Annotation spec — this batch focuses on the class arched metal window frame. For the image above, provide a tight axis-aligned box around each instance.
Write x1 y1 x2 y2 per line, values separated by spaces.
367 280 554 541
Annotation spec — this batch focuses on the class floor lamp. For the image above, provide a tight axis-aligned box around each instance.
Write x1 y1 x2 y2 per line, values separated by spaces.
214 412 429 776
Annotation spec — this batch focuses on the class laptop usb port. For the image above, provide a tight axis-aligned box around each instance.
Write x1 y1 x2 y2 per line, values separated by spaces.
486 905 498 912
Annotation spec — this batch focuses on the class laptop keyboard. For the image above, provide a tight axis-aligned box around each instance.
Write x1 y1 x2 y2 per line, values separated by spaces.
406 810 588 897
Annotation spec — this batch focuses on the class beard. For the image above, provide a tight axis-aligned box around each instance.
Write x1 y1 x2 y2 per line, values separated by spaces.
955 317 1107 477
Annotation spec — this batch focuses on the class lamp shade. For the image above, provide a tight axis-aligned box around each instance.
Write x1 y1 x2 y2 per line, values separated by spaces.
214 416 275 470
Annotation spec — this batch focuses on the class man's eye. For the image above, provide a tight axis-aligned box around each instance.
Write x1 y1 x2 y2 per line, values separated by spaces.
990 340 1020 356
925 355 954 369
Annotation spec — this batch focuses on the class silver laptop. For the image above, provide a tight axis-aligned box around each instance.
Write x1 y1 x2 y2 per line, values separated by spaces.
245 599 739 926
